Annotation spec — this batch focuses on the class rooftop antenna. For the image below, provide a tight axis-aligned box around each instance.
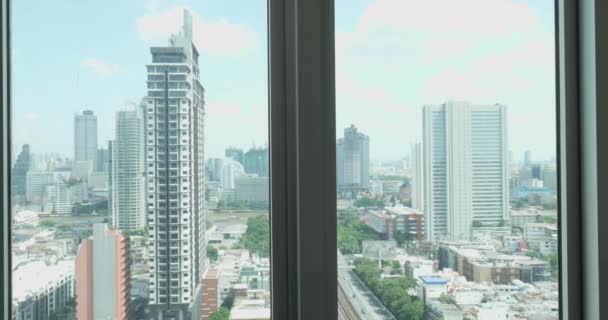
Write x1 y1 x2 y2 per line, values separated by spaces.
183 9 192 41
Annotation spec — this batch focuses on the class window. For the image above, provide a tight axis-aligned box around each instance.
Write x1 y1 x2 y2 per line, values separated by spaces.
7 1 269 320
3 0 608 319
334 1 560 319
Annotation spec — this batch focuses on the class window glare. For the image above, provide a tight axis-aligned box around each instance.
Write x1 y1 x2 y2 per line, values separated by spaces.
336 1 559 319
10 2 269 320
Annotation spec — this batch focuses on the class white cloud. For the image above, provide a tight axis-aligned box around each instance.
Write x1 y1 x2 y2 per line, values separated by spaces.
336 0 556 160
136 6 256 56
80 58 121 75
24 111 40 122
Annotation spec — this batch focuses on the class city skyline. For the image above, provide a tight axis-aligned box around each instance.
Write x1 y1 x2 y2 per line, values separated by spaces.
12 0 557 161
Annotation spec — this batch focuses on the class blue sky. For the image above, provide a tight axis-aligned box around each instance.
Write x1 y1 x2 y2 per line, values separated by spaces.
12 0 556 162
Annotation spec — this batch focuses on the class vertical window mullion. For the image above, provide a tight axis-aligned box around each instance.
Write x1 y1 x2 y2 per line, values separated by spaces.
270 0 337 318
1 0 10 319
557 1 582 319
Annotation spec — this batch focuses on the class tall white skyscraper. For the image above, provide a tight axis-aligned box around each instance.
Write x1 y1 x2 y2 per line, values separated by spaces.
423 101 509 240
144 9 206 319
337 125 370 195
74 110 98 168
410 142 424 211
110 107 146 232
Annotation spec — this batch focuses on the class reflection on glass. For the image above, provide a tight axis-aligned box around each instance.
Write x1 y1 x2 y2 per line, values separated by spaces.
336 1 558 319
11 2 269 320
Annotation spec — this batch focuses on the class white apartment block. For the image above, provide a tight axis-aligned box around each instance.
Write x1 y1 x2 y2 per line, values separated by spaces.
411 142 424 211
111 108 146 232
12 260 74 320
25 171 54 203
144 9 207 318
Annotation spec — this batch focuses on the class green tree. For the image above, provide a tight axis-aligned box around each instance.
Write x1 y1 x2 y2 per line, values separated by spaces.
39 220 56 228
542 200 558 210
240 215 270 257
208 307 230 320
547 254 559 278
353 258 424 320
207 245 219 262
337 214 380 254
221 290 235 310
354 196 385 208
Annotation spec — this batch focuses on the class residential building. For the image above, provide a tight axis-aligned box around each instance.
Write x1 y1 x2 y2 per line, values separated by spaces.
423 102 509 240
369 180 383 196
96 148 110 173
364 206 425 240
235 175 269 204
75 224 130 320
12 210 40 227
437 242 550 284
336 124 370 195
411 142 424 211
26 172 54 203
74 110 98 169
110 108 146 232
12 260 74 320
202 269 219 320
71 160 93 181
524 223 558 254
46 178 88 215
510 210 539 228
385 206 425 240
144 9 207 318
243 147 268 177
12 144 31 199
225 147 244 165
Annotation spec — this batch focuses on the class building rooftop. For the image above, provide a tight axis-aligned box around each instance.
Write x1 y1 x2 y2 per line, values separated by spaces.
12 259 74 302
420 276 449 285
385 206 423 216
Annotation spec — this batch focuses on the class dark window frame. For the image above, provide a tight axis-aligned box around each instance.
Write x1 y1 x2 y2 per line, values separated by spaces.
1 0 607 319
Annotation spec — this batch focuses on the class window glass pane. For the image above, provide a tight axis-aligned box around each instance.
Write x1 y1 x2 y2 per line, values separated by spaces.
336 1 558 319
11 2 269 320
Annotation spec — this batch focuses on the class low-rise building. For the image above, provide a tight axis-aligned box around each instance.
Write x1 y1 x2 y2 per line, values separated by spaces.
202 269 220 320
26 172 55 203
12 260 74 320
523 223 558 254
46 178 88 215
75 224 130 320
363 206 424 240
438 242 551 284
12 211 40 227
235 175 269 204
510 210 539 228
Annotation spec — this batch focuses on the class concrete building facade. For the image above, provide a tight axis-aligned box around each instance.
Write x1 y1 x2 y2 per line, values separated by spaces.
75 224 130 320
423 102 509 240
411 142 424 211
74 110 98 169
110 108 146 232
337 125 370 195
235 175 269 203
144 9 207 318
